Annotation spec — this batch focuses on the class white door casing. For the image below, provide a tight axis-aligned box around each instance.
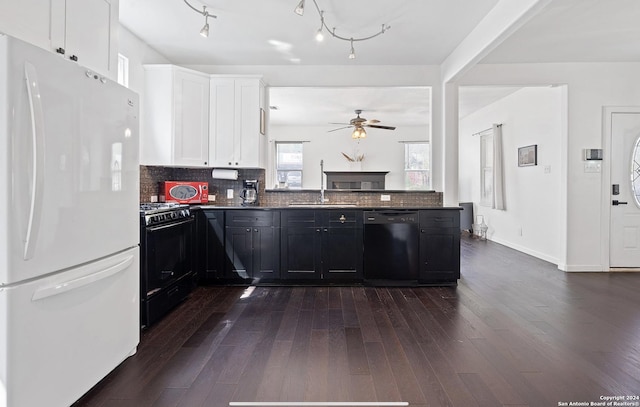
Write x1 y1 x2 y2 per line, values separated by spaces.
604 108 640 268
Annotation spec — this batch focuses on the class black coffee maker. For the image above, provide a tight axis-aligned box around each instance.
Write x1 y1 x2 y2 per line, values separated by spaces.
241 179 259 206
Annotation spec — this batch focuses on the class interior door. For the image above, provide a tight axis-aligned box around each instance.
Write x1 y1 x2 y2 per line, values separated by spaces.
610 111 640 267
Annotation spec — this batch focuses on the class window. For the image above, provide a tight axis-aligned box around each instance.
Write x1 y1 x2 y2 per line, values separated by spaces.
276 142 303 188
480 133 494 207
404 142 430 189
117 53 129 88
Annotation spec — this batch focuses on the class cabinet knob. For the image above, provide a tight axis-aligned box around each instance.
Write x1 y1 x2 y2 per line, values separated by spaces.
228 162 232 165
324 228 328 232
316 228 321 232
246 228 251 232
339 214 346 223
69 55 78 62
56 47 65 55
254 229 258 232
235 162 239 166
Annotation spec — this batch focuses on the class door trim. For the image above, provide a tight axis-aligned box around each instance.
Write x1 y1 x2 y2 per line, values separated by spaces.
601 106 640 271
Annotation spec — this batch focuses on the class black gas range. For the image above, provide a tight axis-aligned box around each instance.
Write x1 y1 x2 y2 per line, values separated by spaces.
139 203 196 328
140 202 192 226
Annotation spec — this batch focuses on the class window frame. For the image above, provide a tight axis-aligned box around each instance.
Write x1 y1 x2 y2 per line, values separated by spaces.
275 141 304 189
403 142 431 190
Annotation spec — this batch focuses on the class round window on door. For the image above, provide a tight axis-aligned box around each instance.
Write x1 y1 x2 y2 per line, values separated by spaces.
632 136 640 207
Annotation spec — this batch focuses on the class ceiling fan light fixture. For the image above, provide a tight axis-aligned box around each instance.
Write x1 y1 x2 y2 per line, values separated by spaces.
352 126 366 139
294 0 305 16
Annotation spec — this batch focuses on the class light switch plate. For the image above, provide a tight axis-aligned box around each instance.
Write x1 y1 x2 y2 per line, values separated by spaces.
227 189 234 199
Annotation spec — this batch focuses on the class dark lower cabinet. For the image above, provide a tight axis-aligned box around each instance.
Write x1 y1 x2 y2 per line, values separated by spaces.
194 207 458 286
225 211 280 282
196 210 225 282
281 210 362 281
419 210 460 283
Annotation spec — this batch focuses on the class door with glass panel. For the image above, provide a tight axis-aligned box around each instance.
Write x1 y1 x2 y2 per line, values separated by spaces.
610 110 640 267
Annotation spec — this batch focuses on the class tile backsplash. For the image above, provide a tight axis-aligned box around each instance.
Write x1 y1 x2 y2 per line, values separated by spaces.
140 166 265 206
140 166 442 207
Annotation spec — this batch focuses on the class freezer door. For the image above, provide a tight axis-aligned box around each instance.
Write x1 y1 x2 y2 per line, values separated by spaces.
1 35 139 285
0 247 140 407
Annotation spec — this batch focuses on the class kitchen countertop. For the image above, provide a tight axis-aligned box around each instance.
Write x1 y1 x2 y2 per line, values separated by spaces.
192 205 462 210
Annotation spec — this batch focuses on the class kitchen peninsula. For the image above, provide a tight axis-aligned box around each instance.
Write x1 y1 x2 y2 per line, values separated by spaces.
195 204 461 287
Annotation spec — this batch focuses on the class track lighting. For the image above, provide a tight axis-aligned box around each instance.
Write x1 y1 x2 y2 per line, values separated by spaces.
200 16 210 38
315 11 325 42
348 39 355 60
295 0 390 59
184 0 217 38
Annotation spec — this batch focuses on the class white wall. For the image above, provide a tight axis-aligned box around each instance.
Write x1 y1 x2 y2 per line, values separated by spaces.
270 125 429 190
118 26 170 94
461 62 640 271
459 86 564 264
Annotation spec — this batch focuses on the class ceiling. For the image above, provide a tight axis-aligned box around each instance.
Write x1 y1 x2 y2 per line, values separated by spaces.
120 0 640 126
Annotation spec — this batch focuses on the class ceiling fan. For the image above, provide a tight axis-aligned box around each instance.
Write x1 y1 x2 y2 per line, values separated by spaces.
328 109 396 139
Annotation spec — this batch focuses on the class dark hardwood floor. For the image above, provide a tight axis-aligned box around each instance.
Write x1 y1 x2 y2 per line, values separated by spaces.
74 234 640 407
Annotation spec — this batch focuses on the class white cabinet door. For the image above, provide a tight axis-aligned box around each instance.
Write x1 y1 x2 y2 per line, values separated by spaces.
209 78 237 167
236 78 261 167
173 70 210 166
209 76 265 168
142 65 210 167
0 0 56 50
0 0 117 79
58 0 118 79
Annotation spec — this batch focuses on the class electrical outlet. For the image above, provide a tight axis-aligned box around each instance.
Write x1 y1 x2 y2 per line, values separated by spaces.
208 195 216 202
150 195 158 203
380 194 391 201
226 189 234 199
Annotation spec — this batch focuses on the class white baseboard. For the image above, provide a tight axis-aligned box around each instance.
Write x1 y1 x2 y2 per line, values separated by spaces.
488 236 560 266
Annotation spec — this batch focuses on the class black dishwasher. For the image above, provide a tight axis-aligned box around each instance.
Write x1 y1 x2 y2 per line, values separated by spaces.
363 211 419 282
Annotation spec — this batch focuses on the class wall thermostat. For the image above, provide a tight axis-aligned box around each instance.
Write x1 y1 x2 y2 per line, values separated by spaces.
584 148 603 160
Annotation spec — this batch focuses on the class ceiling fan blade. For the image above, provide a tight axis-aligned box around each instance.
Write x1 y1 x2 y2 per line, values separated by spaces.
327 126 353 132
365 124 396 130
363 119 380 124
329 122 351 125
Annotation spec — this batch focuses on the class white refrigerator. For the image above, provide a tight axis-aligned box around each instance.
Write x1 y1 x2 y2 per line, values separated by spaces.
0 34 140 407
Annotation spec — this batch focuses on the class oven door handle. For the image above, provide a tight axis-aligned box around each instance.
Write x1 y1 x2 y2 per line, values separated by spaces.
146 218 194 232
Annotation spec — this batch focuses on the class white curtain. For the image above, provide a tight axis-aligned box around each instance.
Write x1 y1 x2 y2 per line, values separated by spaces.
493 124 506 210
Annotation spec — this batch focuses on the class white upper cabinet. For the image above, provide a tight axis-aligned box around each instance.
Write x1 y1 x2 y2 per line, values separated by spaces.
142 65 210 167
0 0 118 79
209 76 266 168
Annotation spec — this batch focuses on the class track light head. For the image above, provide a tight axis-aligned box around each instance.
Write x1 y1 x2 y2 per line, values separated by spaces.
348 39 356 60
200 21 210 37
294 0 305 16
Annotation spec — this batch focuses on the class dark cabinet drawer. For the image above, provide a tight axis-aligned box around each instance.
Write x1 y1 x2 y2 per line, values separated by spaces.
419 210 460 228
226 210 279 227
321 210 362 227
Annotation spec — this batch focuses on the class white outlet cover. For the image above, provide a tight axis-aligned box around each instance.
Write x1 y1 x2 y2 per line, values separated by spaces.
227 189 234 199
584 162 602 173
380 194 391 201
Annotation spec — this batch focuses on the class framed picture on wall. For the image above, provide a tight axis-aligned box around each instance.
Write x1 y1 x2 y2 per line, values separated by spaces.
518 144 537 167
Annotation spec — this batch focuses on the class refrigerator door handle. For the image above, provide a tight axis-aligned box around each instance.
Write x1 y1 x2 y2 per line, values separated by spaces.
31 253 135 301
23 62 46 260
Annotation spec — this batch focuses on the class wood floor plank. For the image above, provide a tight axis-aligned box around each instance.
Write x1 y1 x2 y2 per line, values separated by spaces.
74 235 640 407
